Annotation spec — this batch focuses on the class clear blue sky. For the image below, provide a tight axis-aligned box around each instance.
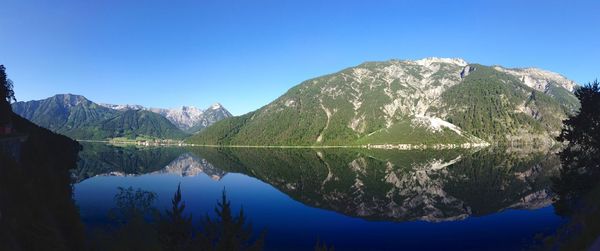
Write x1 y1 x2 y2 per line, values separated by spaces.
1 0 598 115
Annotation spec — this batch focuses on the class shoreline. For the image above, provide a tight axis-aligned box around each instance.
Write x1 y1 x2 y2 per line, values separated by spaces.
77 139 491 150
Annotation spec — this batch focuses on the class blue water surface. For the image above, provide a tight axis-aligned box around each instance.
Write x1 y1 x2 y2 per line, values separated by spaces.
75 171 565 251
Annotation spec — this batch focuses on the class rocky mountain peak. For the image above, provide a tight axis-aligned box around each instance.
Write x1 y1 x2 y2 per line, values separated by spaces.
100 102 232 133
414 57 468 67
154 153 226 180
53 94 90 107
493 66 577 92
209 102 223 110
99 103 145 111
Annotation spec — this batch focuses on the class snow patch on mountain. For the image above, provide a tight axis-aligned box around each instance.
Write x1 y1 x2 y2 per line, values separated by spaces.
412 115 463 135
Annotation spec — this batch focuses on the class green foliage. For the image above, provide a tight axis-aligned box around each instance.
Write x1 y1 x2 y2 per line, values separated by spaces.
547 83 580 114
190 113 254 145
95 110 189 140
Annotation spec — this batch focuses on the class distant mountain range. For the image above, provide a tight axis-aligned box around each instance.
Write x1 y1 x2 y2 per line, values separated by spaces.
189 57 579 146
100 102 232 133
11 94 232 140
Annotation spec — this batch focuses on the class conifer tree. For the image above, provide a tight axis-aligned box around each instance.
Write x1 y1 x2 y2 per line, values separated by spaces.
195 189 265 251
159 184 194 251
0 65 15 125
554 80 600 216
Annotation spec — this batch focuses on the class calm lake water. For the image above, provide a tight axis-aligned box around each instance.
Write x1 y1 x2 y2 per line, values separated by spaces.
73 143 567 250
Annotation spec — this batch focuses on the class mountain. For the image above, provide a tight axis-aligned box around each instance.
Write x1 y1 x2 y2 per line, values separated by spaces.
184 103 233 133
70 109 189 140
100 103 233 133
189 57 578 146
188 147 560 222
73 144 224 182
11 94 118 134
73 143 187 181
12 94 188 140
153 152 226 180
99 103 145 111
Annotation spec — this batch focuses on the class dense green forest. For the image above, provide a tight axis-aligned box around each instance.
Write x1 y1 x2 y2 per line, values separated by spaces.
67 110 189 140
441 65 568 142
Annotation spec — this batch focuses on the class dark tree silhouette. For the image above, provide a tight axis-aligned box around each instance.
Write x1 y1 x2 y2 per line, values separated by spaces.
554 80 600 216
558 80 600 150
542 80 600 250
314 239 335 251
159 184 194 251
195 189 265 251
0 109 85 250
0 65 16 125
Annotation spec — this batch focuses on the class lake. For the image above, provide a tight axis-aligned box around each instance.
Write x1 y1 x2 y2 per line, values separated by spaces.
73 143 567 250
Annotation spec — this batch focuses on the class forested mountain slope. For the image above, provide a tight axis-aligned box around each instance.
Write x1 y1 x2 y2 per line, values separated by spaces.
189 58 578 146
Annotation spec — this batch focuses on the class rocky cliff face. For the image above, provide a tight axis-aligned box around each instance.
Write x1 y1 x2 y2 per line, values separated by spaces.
149 106 206 131
191 57 578 146
494 66 577 92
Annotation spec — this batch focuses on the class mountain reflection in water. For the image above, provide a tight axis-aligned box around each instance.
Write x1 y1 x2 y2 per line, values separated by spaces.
68 143 578 250
75 144 560 223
